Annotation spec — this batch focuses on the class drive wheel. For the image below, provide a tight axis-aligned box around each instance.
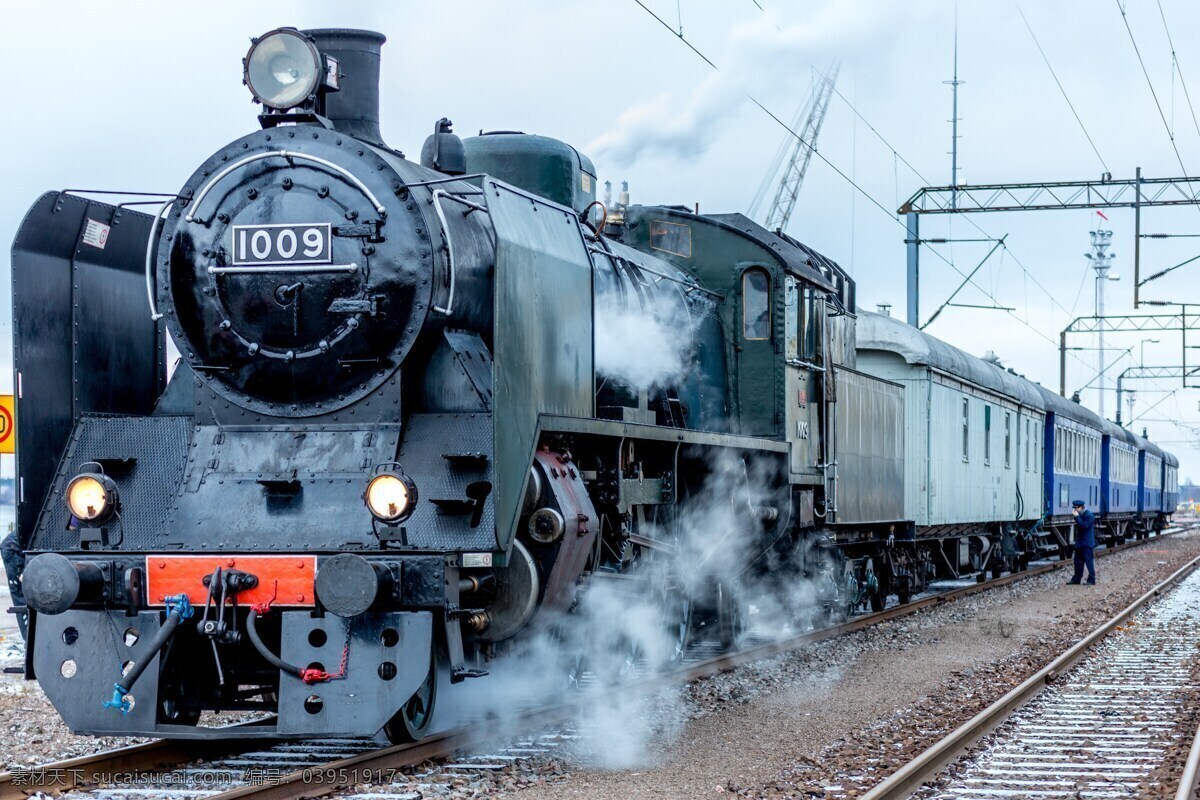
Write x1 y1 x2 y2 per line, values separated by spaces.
650 525 693 668
869 576 887 613
384 653 438 743
660 584 692 667
717 581 746 651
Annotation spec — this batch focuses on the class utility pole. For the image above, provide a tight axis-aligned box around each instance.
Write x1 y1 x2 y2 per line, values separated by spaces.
1085 228 1116 417
944 4 964 209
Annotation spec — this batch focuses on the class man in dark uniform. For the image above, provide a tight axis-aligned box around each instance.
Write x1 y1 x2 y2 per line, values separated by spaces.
1068 499 1097 585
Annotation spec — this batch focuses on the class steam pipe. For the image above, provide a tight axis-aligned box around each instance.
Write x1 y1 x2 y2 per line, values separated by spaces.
104 595 193 714
246 608 303 677
120 607 183 691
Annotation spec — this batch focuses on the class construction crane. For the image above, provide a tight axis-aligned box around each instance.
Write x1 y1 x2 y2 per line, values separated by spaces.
749 62 839 232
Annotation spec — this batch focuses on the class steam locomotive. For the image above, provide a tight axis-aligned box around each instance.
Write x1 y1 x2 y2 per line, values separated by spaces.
8 27 1176 742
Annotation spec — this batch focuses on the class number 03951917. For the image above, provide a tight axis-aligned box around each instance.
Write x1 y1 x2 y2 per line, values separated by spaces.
231 223 332 266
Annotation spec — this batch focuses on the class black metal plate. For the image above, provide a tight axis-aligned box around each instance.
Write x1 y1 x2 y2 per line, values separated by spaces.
12 193 164 547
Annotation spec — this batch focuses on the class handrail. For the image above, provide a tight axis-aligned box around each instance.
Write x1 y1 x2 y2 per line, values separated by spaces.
144 199 173 321
430 190 455 315
184 150 386 224
208 263 358 275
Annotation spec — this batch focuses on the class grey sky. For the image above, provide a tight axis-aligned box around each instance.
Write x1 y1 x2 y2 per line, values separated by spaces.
3 0 1198 478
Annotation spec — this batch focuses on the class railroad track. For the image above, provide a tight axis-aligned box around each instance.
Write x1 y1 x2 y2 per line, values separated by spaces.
2 524 1194 800
859 543 1200 800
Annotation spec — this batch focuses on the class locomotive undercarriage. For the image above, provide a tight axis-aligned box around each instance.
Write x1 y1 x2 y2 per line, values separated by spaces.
817 521 1043 616
469 431 782 672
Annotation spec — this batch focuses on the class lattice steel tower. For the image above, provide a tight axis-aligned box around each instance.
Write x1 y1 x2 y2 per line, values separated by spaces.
756 63 839 233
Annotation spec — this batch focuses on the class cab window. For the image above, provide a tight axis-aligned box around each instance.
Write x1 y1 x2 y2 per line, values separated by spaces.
743 269 770 340
649 220 692 257
798 285 820 360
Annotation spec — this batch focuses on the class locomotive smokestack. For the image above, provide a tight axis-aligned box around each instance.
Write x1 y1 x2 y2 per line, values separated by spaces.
304 28 387 147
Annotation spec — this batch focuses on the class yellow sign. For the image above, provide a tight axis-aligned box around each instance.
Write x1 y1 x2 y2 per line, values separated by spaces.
0 395 14 454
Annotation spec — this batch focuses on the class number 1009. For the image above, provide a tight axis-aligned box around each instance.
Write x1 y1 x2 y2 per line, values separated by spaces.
231 223 332 266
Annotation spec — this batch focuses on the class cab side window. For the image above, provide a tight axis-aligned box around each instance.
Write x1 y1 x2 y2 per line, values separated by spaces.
743 269 771 340
798 285 820 360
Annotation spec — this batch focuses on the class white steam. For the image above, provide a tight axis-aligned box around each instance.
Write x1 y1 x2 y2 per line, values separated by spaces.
588 1 903 167
436 451 834 770
594 294 696 389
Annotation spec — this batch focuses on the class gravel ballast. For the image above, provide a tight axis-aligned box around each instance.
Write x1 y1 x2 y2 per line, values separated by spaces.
508 528 1200 800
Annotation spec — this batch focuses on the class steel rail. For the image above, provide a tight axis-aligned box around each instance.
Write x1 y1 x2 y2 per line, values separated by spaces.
3 525 1189 800
0 719 270 800
1175 712 1200 800
859 547 1200 800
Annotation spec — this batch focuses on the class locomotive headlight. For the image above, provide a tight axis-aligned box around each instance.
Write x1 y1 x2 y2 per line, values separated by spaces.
65 473 118 524
244 28 322 109
365 472 417 524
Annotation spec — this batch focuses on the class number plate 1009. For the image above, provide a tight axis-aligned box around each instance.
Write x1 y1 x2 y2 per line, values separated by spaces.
231 223 332 266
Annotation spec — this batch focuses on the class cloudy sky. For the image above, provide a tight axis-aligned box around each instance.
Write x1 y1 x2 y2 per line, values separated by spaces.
3 0 1199 478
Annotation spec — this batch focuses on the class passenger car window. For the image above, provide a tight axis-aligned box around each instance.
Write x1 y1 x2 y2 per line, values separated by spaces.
961 398 970 461
743 269 771 340
984 405 992 465
1024 419 1030 471
1004 412 1012 468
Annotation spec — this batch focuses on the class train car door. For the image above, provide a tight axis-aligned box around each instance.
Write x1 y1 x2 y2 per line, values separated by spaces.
736 266 778 436
783 275 822 478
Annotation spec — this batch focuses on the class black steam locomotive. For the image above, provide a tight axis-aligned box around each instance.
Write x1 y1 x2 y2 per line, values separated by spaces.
8 27 1174 742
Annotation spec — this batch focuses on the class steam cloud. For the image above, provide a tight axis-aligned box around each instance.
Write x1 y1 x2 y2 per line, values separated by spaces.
594 292 697 390
587 0 902 167
437 451 832 770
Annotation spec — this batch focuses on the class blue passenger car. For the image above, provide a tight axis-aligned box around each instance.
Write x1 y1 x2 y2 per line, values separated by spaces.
1137 438 1165 531
1035 386 1105 554
1163 452 1180 516
1101 421 1139 541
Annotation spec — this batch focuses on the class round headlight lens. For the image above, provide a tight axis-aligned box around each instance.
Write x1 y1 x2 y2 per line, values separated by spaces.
245 29 321 110
365 474 415 523
66 475 113 522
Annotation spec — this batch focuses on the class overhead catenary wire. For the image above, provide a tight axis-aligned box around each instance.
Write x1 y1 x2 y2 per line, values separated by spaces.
743 0 1089 328
631 0 1092 366
1075 345 1135 395
1014 1 1110 174
1130 388 1180 427
1069 261 1094 317
748 65 823 218
1116 0 1195 197
1155 0 1200 145
818 29 1089 327
633 0 897 223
